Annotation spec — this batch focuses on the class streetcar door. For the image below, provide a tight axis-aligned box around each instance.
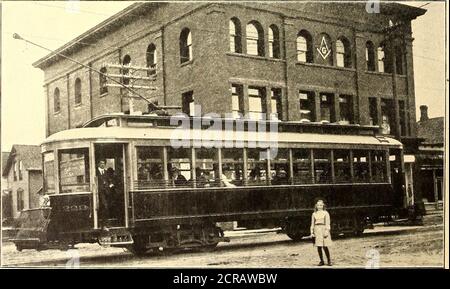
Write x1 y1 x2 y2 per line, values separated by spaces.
94 143 126 228
390 149 405 209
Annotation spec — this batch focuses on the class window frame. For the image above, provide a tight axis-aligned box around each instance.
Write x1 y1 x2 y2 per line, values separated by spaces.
268 24 280 59
121 55 132 86
135 146 166 189
99 67 108 95
319 92 335 123
336 37 351 68
17 188 24 211
299 90 315 122
43 151 56 194
248 86 266 120
377 42 392 73
338 94 354 124
18 160 23 181
146 43 157 76
229 18 242 53
246 21 264 57
180 28 193 64
58 147 91 194
182 91 195 116
270 88 282 120
231 84 244 119
297 30 313 63
292 148 313 184
74 78 82 105
53 87 61 113
366 41 376 71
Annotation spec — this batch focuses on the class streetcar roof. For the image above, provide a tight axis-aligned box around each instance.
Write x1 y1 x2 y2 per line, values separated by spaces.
42 126 403 148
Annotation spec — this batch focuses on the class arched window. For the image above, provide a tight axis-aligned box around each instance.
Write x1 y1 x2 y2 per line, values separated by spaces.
229 18 242 53
99 67 108 95
377 42 392 73
246 21 264 56
268 25 280 58
336 37 351 68
53 88 60 113
365 41 375 71
180 28 192 64
74 78 82 105
146 43 157 76
122 55 131 85
296 30 313 63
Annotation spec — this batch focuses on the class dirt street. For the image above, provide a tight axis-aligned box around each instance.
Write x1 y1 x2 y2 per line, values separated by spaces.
1 214 444 268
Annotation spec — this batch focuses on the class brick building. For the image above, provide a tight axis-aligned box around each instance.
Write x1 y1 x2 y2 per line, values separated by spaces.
33 2 425 143
1 145 42 219
414 105 444 210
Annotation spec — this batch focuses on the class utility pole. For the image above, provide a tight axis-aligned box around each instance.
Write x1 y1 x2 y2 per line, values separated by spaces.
104 63 157 114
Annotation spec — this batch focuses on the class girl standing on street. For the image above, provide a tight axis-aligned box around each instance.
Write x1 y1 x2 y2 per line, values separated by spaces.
310 199 332 266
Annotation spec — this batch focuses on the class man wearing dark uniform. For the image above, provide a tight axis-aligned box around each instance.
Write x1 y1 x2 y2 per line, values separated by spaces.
96 160 109 228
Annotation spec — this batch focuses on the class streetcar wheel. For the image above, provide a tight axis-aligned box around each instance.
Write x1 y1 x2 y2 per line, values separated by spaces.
286 232 304 242
354 228 364 237
198 242 218 252
128 236 149 256
128 245 148 256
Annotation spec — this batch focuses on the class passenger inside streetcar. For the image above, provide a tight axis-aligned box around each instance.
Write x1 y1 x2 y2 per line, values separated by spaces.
272 166 289 185
221 165 237 188
170 166 188 187
195 167 210 188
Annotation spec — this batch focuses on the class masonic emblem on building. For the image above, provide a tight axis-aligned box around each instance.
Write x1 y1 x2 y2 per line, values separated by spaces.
317 36 331 59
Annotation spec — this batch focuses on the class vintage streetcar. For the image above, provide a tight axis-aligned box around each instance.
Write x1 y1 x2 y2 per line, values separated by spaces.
11 114 421 254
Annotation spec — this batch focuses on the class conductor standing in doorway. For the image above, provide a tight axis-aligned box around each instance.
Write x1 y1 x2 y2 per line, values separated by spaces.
310 199 333 266
97 160 109 228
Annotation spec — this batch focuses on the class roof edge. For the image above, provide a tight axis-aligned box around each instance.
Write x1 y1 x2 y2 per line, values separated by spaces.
32 2 148 69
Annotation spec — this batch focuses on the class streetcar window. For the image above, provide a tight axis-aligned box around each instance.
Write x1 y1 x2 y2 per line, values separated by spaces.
136 146 165 189
371 150 387 182
195 148 220 187
270 149 290 185
353 150 370 183
247 148 269 186
292 149 313 184
97 119 119 127
334 150 351 183
43 152 56 194
58 148 90 193
167 147 191 187
313 149 332 183
221 148 244 186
